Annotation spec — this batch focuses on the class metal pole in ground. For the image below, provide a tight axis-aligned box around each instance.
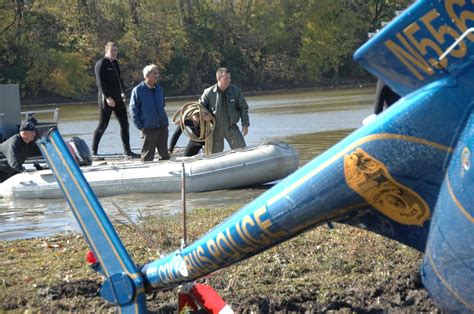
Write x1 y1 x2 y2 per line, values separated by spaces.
181 161 187 249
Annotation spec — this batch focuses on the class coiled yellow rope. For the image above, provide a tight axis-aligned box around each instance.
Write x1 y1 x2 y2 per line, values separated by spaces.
171 102 215 155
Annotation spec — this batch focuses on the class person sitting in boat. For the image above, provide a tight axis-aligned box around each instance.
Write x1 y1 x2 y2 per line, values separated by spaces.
0 121 37 182
169 107 214 157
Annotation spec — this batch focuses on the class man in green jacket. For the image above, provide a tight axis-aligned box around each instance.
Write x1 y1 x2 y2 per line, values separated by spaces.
199 67 250 153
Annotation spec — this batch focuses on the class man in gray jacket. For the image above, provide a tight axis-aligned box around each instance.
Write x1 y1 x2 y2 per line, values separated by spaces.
0 121 37 182
199 67 250 153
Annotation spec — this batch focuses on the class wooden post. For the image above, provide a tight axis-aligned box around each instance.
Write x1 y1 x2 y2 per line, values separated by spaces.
181 161 187 248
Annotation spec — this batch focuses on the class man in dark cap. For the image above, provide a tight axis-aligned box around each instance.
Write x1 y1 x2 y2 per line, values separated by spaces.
0 121 37 182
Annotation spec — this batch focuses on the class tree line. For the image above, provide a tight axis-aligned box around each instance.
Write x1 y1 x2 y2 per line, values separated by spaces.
0 0 411 104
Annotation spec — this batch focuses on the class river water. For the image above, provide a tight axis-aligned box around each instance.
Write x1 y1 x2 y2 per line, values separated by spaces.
0 87 375 240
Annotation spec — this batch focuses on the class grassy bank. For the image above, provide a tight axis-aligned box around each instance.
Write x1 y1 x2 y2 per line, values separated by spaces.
0 205 439 312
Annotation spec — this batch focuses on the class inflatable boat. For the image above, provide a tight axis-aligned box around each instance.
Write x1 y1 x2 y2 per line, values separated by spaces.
0 141 298 199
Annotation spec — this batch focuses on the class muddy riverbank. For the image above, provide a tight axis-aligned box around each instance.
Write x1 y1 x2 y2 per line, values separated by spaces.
0 206 440 312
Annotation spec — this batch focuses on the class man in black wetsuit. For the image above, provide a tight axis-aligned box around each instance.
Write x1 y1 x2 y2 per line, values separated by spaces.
169 111 212 157
92 42 139 158
0 121 37 182
373 79 401 114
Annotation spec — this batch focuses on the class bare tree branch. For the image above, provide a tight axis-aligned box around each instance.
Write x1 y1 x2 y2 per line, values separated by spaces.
0 2 17 35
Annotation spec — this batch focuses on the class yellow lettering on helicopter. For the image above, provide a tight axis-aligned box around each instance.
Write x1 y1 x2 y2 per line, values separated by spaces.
385 3 473 81
445 0 474 41
254 206 288 239
183 205 288 277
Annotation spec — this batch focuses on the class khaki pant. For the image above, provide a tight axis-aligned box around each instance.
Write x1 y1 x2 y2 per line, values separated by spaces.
212 124 246 153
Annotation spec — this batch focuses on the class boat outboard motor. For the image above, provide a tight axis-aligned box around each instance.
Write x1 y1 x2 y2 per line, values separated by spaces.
66 137 92 166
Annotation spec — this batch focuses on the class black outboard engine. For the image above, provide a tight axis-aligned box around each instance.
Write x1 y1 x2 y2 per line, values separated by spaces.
66 137 92 166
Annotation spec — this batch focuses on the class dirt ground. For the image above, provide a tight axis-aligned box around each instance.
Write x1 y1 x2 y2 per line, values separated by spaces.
0 206 440 313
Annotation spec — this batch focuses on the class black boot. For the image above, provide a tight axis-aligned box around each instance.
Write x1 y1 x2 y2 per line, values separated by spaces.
92 152 105 161
125 151 140 159
124 143 140 159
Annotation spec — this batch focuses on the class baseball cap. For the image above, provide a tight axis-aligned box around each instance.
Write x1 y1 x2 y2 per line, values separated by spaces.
20 121 36 132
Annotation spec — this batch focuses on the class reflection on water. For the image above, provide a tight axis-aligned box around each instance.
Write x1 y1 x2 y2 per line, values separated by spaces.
285 129 355 165
0 198 74 240
250 88 373 112
0 87 374 240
